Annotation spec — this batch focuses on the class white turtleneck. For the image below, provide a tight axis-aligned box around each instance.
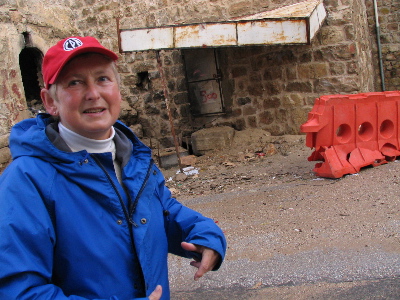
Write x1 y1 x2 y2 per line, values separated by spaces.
58 123 122 183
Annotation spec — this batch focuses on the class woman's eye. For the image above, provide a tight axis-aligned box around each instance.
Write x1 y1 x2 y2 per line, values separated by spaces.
99 76 110 82
68 80 81 86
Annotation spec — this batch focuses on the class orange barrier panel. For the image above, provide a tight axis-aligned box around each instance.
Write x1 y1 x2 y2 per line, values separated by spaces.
300 91 400 178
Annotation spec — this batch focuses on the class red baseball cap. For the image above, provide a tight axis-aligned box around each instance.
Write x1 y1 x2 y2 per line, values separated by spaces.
42 36 119 89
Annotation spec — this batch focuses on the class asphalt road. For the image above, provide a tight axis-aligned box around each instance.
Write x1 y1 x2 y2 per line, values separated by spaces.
170 276 400 299
167 154 400 299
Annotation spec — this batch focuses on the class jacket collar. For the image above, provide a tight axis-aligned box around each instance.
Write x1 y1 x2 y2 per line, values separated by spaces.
45 120 141 168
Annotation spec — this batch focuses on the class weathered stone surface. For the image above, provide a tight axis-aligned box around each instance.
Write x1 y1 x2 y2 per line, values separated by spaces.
191 126 235 156
0 147 11 164
129 124 143 138
0 134 9 149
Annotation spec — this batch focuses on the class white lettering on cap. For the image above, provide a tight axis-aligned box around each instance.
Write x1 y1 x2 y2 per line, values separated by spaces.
63 38 83 51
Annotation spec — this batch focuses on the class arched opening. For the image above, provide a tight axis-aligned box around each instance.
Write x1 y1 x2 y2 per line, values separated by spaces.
19 40 44 115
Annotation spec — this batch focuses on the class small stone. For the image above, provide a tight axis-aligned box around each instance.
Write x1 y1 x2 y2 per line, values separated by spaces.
174 173 188 182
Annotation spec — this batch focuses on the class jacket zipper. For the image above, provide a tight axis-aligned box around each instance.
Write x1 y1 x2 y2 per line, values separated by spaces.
129 159 154 219
90 154 138 227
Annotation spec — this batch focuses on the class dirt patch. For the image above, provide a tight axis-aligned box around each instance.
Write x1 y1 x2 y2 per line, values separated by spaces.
162 129 311 200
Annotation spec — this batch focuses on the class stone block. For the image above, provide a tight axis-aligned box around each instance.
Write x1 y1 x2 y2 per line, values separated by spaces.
243 106 257 116
155 147 188 169
191 126 235 156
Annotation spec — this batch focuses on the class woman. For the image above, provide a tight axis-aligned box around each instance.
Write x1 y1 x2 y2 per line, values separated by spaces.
0 36 226 300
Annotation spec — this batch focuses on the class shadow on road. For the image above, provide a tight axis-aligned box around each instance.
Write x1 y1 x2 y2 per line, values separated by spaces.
172 276 400 299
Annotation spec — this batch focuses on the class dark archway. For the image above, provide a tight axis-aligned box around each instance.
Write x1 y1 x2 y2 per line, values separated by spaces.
19 45 44 115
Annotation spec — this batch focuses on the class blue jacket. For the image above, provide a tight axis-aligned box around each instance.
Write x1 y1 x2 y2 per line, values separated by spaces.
0 114 226 300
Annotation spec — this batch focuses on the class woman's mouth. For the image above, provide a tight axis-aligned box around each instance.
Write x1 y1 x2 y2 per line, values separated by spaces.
83 108 106 114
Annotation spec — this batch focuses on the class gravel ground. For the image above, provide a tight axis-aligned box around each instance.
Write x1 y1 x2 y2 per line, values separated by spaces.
158 131 400 298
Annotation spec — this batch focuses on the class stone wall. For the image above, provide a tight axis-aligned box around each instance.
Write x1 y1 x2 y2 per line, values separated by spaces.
116 0 378 137
0 0 78 169
0 0 399 171
198 0 376 135
366 0 400 91
74 0 311 145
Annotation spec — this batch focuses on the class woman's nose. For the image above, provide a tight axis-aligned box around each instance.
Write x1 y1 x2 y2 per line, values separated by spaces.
85 83 101 100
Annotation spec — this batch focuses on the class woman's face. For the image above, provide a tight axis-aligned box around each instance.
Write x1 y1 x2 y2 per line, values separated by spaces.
42 53 121 140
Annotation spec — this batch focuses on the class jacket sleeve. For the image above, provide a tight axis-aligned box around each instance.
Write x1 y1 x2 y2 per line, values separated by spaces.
0 161 150 300
154 168 227 268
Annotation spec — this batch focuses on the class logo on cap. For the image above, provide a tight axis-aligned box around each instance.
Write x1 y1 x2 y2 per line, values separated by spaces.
63 38 83 51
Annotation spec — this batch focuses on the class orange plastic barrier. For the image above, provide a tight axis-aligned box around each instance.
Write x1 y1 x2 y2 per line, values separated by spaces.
300 91 400 178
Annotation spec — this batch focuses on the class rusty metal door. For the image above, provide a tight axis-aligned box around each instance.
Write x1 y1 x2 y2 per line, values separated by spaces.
183 48 224 116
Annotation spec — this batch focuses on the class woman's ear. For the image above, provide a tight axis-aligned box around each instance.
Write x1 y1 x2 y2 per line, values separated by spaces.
41 88 59 116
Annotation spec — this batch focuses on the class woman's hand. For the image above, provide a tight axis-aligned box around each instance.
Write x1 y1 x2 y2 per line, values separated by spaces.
149 285 162 300
181 242 221 280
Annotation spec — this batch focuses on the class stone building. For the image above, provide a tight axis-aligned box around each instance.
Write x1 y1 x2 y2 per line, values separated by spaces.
0 0 399 171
